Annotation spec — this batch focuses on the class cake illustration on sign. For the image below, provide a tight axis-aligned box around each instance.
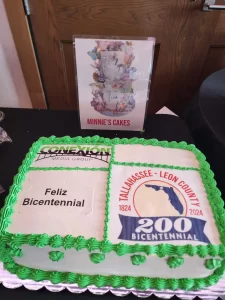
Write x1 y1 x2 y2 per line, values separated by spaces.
88 40 136 116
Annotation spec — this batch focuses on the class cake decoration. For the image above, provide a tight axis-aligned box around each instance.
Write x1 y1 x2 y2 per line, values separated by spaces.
167 257 184 268
9 248 23 258
205 259 222 270
49 251 64 262
0 135 225 291
90 253 105 264
130 255 146 266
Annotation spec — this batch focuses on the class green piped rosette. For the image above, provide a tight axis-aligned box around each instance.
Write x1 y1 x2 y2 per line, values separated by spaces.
90 253 105 264
131 255 146 266
0 135 225 290
167 257 184 268
9 248 23 258
205 259 222 270
49 251 64 262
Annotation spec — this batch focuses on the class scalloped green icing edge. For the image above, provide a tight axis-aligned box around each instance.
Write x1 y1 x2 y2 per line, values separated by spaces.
1 232 225 257
1 254 225 290
0 135 225 290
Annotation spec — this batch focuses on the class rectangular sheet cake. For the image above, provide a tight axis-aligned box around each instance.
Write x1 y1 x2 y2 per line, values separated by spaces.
0 136 224 290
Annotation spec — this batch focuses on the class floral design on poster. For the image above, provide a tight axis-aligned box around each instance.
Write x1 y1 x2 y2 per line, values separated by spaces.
87 40 137 117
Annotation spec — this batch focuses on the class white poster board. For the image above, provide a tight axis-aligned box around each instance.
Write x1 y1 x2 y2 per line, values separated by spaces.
74 37 155 131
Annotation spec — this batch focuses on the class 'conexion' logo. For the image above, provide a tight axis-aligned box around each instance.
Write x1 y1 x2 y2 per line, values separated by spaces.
36 145 111 163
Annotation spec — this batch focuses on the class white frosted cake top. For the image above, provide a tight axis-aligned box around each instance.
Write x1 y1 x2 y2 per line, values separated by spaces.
7 142 221 247
114 144 199 168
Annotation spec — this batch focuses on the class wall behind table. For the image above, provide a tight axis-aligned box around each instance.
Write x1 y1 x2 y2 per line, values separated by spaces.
0 0 32 108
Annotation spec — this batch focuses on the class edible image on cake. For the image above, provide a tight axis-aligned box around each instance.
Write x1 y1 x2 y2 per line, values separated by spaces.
36 145 111 163
88 40 136 116
31 144 112 168
134 180 186 217
111 167 212 245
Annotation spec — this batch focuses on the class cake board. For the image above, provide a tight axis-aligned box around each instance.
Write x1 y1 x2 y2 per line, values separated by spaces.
1 263 225 299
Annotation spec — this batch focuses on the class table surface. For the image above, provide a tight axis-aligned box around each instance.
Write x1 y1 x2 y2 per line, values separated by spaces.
0 107 201 300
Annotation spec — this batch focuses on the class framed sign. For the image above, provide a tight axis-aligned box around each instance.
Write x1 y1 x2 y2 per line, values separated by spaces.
74 36 155 131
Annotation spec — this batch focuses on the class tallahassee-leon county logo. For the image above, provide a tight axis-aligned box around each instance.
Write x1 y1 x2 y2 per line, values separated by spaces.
36 145 111 163
119 180 210 244
134 180 186 217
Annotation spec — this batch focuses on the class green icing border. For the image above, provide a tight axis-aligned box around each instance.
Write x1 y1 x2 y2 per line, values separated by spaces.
0 135 225 290
1 253 225 290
